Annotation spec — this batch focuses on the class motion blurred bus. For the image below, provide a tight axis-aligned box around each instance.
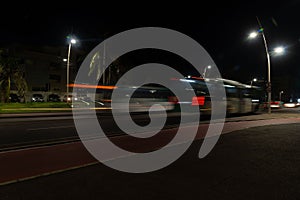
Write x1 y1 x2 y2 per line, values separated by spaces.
167 77 263 115
70 77 264 115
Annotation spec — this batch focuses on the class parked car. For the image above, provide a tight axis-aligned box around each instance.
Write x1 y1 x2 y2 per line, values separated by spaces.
48 94 61 102
9 93 20 103
31 94 44 102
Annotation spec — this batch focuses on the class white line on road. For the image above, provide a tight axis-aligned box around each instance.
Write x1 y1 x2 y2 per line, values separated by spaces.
27 125 75 131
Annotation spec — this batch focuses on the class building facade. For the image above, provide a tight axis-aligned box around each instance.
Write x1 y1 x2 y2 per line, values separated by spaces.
7 44 85 102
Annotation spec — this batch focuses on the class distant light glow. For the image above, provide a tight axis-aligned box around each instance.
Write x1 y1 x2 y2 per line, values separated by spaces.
284 103 296 108
68 83 117 90
192 96 205 106
274 46 284 54
63 58 67 62
253 78 257 82
70 39 77 44
224 84 235 88
248 32 258 39
180 79 195 83
191 76 204 80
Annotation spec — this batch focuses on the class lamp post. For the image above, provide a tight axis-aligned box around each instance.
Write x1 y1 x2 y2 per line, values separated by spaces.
257 17 271 114
203 65 211 78
250 78 257 86
279 91 284 102
248 17 285 114
66 37 77 103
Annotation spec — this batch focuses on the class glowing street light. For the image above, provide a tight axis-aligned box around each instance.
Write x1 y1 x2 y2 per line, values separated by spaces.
70 39 77 44
274 46 285 55
66 36 77 103
250 78 257 86
248 32 258 39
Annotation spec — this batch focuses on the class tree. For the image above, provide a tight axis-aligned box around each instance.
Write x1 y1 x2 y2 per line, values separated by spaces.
14 69 28 102
0 50 28 103
88 51 123 85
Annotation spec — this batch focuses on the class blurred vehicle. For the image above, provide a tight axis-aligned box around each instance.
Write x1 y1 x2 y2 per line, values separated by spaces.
270 101 283 108
168 77 264 115
71 95 105 108
31 94 44 102
68 77 264 115
63 94 78 102
110 84 174 113
9 93 20 103
283 102 299 108
47 94 61 102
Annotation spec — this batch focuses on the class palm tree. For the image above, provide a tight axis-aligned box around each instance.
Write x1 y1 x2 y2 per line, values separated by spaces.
13 69 28 102
0 50 28 103
88 51 122 85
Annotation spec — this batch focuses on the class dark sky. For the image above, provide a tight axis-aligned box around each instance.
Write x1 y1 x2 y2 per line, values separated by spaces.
1 1 300 97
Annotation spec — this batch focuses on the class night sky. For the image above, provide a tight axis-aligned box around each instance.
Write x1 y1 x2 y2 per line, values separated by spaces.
1 1 300 98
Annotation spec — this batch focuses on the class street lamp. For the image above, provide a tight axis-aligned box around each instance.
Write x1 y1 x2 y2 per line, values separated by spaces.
250 78 257 86
274 46 285 55
248 17 285 114
203 65 211 78
248 32 258 39
66 36 77 103
279 91 284 102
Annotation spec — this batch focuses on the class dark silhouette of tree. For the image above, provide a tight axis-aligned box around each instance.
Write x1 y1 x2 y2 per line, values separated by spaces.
0 49 28 103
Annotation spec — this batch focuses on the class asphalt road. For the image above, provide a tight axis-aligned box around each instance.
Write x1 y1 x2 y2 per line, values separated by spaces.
0 111 183 151
1 121 300 200
0 107 299 151
0 107 299 199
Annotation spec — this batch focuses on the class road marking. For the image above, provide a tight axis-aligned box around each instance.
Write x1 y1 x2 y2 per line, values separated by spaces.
0 136 80 153
27 125 75 131
0 161 99 186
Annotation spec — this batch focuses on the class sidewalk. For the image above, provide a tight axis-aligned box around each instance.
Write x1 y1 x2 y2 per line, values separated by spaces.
0 107 113 118
0 119 300 199
225 112 300 122
0 111 72 118
0 108 299 121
